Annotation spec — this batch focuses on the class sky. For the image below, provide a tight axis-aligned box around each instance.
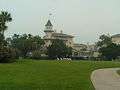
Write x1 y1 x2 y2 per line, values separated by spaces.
0 0 120 44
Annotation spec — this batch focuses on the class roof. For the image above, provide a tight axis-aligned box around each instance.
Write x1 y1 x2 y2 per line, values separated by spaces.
52 33 74 38
73 44 86 46
45 20 53 26
44 30 54 32
112 34 120 38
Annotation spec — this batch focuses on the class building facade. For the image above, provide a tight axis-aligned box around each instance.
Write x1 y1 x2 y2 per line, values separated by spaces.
72 43 98 58
112 34 120 44
43 20 99 58
43 20 74 47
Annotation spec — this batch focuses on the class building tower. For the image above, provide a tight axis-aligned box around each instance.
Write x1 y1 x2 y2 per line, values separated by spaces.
44 20 54 39
44 20 54 47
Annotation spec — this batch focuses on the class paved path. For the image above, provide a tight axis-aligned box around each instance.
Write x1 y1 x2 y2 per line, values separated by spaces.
91 68 120 90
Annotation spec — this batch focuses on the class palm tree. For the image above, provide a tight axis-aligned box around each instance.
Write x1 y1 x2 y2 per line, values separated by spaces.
0 11 12 35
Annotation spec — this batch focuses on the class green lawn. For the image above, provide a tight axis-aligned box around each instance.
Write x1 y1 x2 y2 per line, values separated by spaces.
117 70 120 75
0 60 120 90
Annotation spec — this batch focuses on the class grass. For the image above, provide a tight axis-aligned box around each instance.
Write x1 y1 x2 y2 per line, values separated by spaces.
117 70 120 75
0 60 120 90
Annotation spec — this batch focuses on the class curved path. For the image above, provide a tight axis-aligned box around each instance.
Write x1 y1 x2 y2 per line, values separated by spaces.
91 68 120 90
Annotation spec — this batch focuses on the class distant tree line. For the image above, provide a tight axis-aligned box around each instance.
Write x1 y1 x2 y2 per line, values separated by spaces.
7 34 44 58
2 11 120 62
6 34 73 60
7 35 73 60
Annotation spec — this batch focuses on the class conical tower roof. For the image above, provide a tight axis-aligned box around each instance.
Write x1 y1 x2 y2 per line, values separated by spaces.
45 20 53 26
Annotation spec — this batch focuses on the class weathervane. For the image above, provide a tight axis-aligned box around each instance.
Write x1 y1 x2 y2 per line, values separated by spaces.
49 13 52 16
48 8 56 26
49 13 52 20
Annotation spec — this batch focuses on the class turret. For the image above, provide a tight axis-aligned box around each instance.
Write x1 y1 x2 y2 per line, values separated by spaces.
44 20 54 39
44 20 54 32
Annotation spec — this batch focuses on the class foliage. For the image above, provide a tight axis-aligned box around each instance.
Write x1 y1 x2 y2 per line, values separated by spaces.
31 50 42 59
7 34 44 58
0 11 12 35
97 34 112 47
99 43 120 60
97 34 120 60
47 39 72 59
0 47 16 63
0 11 12 46
0 33 5 46
117 70 120 75
0 11 14 63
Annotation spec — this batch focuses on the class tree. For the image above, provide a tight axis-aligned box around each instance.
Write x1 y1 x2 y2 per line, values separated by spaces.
0 11 12 36
99 43 120 60
0 47 16 63
7 34 44 58
97 34 112 48
0 33 5 46
47 39 72 59
0 11 12 46
97 34 120 60
0 11 16 63
32 50 42 59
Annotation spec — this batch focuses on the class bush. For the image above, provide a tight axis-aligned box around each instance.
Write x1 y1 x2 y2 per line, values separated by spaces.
13 48 21 59
0 47 16 63
31 50 42 59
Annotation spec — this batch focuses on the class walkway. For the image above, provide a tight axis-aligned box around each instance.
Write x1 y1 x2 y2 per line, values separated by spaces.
91 68 120 90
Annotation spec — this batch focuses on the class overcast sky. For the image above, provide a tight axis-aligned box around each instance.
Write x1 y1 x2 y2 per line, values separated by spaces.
0 0 120 44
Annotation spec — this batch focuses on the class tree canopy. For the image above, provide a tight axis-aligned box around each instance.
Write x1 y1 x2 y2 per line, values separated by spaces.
47 39 72 59
0 11 12 35
0 11 16 63
7 34 44 57
0 11 12 46
97 34 112 48
97 34 120 60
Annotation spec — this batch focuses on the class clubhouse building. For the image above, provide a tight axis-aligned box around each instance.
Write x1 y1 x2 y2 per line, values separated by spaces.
43 20 98 58
43 20 74 47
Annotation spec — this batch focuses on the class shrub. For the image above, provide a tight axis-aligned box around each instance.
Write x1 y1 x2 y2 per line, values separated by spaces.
0 47 16 63
31 50 42 59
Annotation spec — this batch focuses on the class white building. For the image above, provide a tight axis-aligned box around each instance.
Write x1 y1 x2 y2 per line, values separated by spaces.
72 43 98 58
112 34 120 44
43 20 99 58
43 20 74 47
